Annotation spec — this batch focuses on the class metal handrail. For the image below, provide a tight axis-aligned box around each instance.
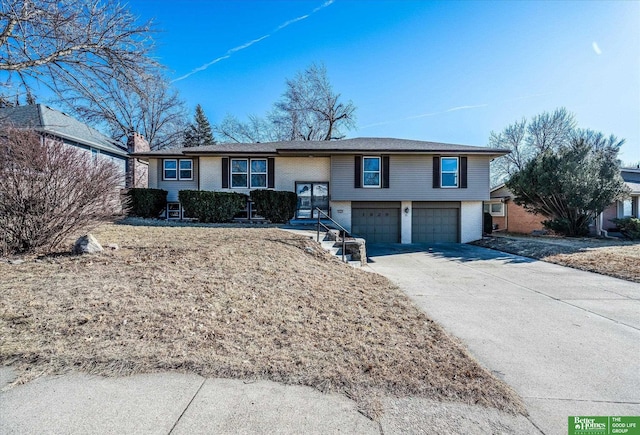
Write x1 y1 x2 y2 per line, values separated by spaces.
315 207 350 262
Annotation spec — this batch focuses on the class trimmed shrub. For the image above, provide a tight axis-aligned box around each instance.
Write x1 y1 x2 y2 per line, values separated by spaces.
483 212 493 234
179 190 247 223
250 190 298 223
125 188 167 218
612 217 640 240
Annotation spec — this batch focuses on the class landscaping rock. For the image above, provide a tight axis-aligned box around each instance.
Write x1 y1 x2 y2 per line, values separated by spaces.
8 259 25 265
345 238 367 266
73 234 103 255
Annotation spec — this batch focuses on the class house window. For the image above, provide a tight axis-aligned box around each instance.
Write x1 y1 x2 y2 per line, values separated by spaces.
163 159 193 181
163 159 177 180
363 156 381 187
441 157 458 188
622 199 633 217
231 159 248 188
230 158 268 188
484 202 504 216
250 159 267 188
179 160 193 180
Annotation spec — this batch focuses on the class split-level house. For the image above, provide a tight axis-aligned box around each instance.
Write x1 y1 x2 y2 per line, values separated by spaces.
0 104 149 188
134 138 508 243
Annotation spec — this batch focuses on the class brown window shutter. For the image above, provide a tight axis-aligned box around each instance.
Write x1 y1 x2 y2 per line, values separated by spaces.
382 155 390 188
354 155 362 188
267 158 275 188
222 157 229 188
460 156 467 188
433 156 440 188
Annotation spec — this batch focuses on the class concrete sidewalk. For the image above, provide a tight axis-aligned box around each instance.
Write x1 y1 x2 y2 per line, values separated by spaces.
0 367 537 434
366 243 640 435
0 370 377 434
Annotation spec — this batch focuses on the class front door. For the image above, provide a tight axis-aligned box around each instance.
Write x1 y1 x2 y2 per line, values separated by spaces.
296 182 329 219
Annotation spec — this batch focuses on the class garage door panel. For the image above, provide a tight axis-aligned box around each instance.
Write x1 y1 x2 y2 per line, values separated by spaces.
351 208 400 243
412 208 459 243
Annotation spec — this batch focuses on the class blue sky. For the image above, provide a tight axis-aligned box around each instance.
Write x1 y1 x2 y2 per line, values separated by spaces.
128 0 640 163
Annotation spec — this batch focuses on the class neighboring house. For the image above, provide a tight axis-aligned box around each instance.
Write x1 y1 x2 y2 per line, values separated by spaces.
600 167 640 231
487 167 640 234
0 104 149 188
487 184 546 234
134 138 507 244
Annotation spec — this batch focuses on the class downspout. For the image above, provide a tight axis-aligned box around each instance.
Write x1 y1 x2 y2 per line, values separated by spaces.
504 198 508 232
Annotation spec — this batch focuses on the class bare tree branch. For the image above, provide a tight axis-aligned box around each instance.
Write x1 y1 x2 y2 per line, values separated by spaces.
216 63 357 143
0 0 156 103
70 70 187 150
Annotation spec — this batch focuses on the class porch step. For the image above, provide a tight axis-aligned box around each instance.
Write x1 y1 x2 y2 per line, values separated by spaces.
318 237 355 264
320 240 337 250
334 248 352 262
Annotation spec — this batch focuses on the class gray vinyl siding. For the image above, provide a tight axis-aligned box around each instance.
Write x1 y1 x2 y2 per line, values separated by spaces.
330 154 491 201
156 157 199 202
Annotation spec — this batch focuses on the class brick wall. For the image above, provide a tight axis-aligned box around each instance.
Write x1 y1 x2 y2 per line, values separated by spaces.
506 201 545 234
602 203 619 230
492 215 506 231
127 133 149 188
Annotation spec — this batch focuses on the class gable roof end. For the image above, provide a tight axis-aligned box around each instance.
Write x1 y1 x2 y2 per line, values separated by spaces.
0 104 127 157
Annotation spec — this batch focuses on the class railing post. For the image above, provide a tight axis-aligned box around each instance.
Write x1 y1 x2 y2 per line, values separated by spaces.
342 233 346 263
316 210 320 242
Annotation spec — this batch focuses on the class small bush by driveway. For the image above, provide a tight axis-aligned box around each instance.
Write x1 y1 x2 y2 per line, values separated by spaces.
472 234 640 283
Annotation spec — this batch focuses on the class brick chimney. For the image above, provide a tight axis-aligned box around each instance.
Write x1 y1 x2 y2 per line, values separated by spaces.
126 132 150 188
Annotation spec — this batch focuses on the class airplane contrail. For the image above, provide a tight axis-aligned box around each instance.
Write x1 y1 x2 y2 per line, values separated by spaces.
173 0 335 82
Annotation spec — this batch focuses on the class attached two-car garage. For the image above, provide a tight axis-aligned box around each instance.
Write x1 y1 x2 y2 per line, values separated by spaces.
350 201 460 243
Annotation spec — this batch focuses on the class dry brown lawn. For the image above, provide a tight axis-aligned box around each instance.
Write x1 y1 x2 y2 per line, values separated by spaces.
1 220 524 417
472 235 640 283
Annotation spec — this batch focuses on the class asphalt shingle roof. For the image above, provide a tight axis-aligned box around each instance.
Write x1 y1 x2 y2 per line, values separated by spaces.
136 137 508 157
0 104 127 157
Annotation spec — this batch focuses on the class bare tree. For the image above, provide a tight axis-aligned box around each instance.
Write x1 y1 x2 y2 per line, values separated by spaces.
216 63 357 143
71 70 187 150
216 113 284 143
0 127 122 255
490 107 576 185
272 63 356 141
0 0 155 103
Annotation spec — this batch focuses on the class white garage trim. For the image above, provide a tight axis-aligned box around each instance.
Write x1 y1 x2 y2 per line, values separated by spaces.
460 201 483 243
329 201 352 232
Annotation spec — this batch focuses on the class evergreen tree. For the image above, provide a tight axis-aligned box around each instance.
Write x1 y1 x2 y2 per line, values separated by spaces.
183 104 214 147
505 127 629 236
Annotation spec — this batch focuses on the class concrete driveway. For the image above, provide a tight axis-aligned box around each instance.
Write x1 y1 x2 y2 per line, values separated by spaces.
366 243 640 435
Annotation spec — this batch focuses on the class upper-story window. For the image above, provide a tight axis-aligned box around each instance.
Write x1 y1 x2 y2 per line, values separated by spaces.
179 160 193 180
441 157 459 188
231 159 248 187
231 158 268 188
251 159 267 188
363 156 381 187
163 159 193 180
